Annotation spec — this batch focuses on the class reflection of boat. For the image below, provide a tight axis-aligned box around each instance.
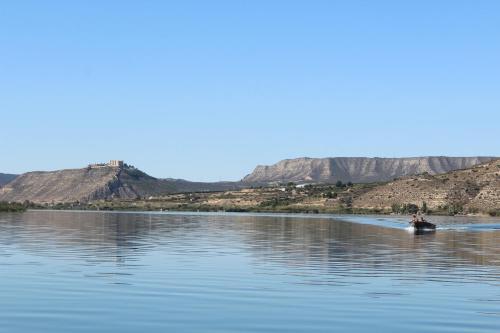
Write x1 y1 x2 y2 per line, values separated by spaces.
410 221 436 231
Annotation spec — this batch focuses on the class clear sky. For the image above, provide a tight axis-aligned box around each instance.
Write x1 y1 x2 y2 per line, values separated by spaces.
1 1 499 181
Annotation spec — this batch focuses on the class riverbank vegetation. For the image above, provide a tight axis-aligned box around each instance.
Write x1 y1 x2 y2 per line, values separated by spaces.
0 202 28 212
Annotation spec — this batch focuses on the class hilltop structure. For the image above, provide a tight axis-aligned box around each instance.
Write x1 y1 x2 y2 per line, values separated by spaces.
88 160 124 169
0 162 243 203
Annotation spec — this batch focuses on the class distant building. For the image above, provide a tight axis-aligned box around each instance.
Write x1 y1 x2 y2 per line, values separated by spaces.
88 163 106 168
109 160 124 168
296 183 315 188
88 160 124 169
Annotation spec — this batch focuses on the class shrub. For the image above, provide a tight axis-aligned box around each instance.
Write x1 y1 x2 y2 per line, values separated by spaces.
422 201 428 214
391 203 402 214
407 204 419 214
0 202 26 212
448 203 463 216
326 191 337 199
467 207 479 214
391 203 419 214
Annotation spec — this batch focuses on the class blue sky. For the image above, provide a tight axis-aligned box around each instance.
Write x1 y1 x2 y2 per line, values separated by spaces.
1 1 499 181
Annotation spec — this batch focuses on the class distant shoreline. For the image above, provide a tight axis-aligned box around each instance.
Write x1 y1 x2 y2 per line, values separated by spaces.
22 207 498 219
3 159 498 217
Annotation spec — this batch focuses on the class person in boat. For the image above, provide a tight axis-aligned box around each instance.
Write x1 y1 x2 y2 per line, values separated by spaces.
415 212 428 222
411 214 427 225
410 213 436 230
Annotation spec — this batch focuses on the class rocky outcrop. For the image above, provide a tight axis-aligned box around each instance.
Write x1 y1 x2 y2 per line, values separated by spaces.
242 157 496 184
0 166 244 203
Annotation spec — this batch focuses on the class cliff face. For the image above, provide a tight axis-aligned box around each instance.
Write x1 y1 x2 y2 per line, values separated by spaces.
242 157 496 184
0 166 244 203
354 160 500 212
0 173 17 187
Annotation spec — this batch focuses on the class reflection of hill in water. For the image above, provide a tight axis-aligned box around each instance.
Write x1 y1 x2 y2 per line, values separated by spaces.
1 211 499 276
0 211 180 264
235 215 500 270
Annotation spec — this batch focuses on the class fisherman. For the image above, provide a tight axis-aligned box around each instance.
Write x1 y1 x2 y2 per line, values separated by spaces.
411 214 419 224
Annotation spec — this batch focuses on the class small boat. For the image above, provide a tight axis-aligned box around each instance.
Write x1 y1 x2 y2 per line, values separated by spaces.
409 220 436 230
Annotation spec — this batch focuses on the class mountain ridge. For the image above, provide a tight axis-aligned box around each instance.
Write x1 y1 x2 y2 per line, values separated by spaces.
242 156 496 184
1 156 497 204
58 159 499 216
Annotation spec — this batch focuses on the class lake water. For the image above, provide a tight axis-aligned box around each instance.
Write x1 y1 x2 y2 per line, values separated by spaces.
0 210 499 332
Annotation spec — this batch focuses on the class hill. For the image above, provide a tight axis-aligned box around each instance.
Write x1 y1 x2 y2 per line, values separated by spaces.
242 156 496 184
353 160 500 215
0 173 17 187
88 160 497 215
0 165 244 204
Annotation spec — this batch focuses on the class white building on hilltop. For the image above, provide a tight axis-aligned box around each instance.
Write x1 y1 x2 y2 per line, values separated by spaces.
88 160 124 169
108 160 124 168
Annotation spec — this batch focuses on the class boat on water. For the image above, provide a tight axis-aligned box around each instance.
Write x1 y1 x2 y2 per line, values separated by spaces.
409 220 436 231
409 214 436 231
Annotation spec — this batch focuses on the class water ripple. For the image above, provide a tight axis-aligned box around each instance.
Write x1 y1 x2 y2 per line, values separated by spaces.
0 210 499 332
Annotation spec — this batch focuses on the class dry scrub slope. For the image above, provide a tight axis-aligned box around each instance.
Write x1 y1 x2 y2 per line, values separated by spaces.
354 160 500 213
243 156 495 183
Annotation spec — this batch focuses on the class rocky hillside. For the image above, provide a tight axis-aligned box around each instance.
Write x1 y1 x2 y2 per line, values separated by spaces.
0 173 17 187
243 156 496 184
0 166 244 203
354 160 500 214
73 161 499 215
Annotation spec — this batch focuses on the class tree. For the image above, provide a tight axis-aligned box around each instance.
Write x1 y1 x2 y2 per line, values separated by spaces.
326 191 338 199
407 204 419 214
335 180 343 188
422 201 428 214
391 203 402 214
447 203 463 216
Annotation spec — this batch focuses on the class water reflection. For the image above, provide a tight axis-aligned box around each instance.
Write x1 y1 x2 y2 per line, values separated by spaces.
1 211 498 279
233 215 500 286
0 210 499 333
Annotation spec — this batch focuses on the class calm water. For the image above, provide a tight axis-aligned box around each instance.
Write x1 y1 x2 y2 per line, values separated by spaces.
0 211 499 332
